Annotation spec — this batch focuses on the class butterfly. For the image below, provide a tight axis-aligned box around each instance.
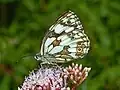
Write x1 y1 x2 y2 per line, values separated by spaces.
34 10 90 64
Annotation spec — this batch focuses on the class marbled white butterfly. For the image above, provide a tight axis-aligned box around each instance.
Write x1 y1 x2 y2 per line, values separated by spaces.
34 11 90 64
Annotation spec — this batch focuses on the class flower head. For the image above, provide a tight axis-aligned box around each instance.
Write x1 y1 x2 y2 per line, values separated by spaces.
18 63 91 90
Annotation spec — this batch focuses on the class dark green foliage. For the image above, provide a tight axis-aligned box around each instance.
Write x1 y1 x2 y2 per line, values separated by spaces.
0 0 120 90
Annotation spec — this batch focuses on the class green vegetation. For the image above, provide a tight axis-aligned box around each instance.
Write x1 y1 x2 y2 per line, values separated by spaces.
0 0 120 90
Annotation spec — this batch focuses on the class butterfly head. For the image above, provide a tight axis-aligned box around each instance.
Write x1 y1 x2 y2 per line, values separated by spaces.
34 53 42 61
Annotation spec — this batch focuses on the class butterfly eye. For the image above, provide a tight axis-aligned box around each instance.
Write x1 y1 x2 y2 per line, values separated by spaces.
34 55 40 60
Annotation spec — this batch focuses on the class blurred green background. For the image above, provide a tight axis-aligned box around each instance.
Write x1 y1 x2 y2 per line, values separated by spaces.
0 0 120 90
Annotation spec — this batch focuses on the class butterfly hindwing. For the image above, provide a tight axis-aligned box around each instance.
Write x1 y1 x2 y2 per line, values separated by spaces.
39 11 90 63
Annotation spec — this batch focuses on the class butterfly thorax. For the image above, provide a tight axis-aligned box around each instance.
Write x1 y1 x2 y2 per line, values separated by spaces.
34 54 57 64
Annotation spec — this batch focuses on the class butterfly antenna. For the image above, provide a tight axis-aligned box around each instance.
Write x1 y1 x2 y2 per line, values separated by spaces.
16 53 36 63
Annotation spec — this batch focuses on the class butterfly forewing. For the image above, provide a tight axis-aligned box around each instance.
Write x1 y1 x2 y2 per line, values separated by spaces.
39 11 90 63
